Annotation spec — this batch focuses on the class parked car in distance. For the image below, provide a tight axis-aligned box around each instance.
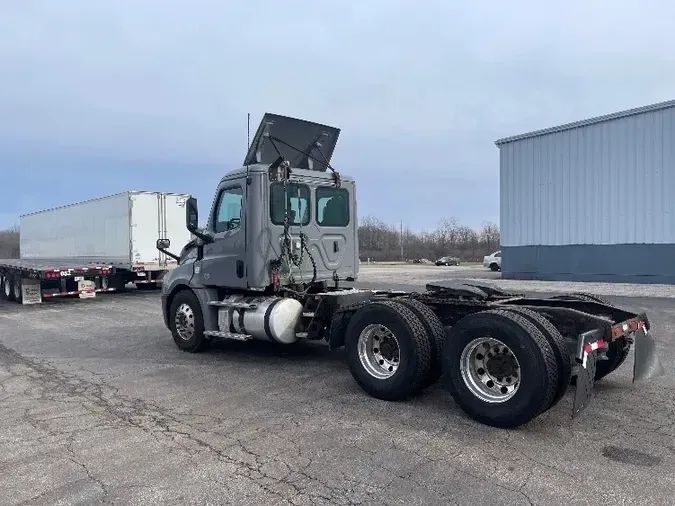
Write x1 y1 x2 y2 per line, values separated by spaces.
435 256 460 266
483 250 501 271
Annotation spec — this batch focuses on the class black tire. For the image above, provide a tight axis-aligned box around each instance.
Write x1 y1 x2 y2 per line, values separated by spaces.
0 274 7 301
595 338 630 381
500 307 571 410
169 290 210 353
108 275 127 293
136 282 158 291
442 309 559 428
490 263 499 272
4 272 15 301
344 300 432 401
551 293 627 381
328 300 371 350
395 298 446 389
10 273 22 303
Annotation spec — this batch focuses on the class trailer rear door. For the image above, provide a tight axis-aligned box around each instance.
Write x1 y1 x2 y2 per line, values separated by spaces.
129 191 191 269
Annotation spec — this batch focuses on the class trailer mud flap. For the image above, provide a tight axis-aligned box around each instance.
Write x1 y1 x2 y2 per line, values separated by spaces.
21 279 42 305
633 326 664 383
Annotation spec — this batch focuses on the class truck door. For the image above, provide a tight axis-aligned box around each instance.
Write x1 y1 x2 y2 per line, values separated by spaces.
199 179 247 289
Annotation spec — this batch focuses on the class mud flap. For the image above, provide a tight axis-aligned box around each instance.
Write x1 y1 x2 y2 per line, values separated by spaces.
573 324 664 418
20 278 42 305
633 326 664 383
572 329 603 418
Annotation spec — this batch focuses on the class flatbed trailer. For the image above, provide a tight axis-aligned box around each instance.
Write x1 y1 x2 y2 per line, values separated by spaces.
0 259 117 304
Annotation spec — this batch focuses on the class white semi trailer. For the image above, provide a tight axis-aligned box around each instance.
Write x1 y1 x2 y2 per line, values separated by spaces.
0 191 191 304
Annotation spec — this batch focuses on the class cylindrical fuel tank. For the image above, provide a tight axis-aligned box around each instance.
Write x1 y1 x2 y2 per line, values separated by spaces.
221 295 304 344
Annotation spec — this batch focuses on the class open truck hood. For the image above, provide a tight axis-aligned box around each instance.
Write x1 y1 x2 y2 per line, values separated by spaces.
243 113 340 171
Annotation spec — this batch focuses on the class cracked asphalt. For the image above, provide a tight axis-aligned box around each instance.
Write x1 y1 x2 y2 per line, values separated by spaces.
1 273 675 505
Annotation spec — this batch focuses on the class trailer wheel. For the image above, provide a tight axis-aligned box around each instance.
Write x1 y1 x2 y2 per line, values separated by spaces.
345 300 432 401
443 309 559 428
11 274 23 304
136 282 158 291
169 290 210 353
3 272 15 301
395 297 445 389
501 307 571 411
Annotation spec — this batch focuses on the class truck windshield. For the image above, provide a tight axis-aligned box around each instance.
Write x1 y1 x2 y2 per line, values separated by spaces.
316 187 349 227
270 182 310 226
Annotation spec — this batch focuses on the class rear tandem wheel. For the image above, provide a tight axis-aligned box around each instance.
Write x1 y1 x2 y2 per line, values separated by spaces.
442 309 559 428
394 297 446 389
344 300 433 401
499 307 572 411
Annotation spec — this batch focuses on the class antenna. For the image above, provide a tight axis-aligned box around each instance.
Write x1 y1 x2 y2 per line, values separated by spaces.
245 112 251 182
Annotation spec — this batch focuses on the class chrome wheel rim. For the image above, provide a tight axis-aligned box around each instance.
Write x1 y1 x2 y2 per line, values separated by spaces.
460 337 521 403
13 278 20 298
357 324 400 379
2 277 8 298
174 303 195 341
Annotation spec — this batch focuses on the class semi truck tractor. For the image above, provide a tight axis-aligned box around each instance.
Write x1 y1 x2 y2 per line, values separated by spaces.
0 191 191 304
155 113 664 428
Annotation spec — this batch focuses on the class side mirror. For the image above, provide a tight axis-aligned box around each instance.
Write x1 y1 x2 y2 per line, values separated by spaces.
155 238 180 261
186 197 199 233
184 196 214 244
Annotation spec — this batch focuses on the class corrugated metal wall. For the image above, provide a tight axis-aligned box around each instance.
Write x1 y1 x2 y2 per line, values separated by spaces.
499 105 675 247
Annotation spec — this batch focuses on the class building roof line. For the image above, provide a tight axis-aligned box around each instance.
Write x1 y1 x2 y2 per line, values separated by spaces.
494 98 675 146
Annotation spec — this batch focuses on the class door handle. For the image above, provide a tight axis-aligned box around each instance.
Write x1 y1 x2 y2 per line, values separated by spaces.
333 241 339 253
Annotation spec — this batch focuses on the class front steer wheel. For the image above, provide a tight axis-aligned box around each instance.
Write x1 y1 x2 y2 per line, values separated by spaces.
344 300 432 401
443 309 559 428
169 290 210 353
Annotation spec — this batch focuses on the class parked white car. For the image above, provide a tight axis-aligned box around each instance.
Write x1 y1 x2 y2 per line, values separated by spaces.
483 250 501 271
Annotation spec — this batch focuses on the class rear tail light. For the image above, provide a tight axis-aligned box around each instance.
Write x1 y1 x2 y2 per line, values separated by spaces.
611 318 645 338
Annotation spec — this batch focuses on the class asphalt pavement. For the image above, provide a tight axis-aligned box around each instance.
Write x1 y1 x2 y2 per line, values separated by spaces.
0 268 674 506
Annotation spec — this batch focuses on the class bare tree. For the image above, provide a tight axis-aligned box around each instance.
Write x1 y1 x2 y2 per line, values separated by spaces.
0 226 20 259
357 215 500 262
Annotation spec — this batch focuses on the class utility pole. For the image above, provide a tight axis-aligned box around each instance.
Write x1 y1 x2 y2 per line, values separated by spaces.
400 220 404 262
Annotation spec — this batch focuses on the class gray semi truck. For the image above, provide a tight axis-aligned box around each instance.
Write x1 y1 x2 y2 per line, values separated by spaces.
154 113 663 428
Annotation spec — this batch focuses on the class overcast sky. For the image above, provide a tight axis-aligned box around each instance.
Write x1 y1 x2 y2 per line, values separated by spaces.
1 0 674 231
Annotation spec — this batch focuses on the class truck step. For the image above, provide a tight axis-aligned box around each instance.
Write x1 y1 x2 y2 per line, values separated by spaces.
208 301 258 310
204 330 252 341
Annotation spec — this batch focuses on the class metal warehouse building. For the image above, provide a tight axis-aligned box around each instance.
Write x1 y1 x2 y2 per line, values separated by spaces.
495 99 675 284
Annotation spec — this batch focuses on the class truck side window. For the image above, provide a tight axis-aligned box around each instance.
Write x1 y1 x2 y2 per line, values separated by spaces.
270 183 310 226
214 186 243 233
316 187 349 227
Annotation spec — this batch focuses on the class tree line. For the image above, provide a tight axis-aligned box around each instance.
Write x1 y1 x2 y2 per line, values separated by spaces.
0 217 500 262
0 226 19 259
358 216 500 262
